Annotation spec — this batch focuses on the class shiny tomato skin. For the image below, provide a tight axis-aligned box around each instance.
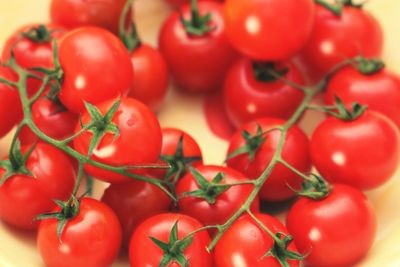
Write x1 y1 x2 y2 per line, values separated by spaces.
128 44 169 112
37 198 122 267
311 111 400 190
176 165 259 230
215 213 299 267
73 97 162 183
129 213 213 267
101 180 171 246
224 0 314 60
325 66 400 127
299 5 383 81
50 0 129 34
224 58 305 128
58 27 133 113
0 143 75 230
159 2 238 93
226 118 311 201
0 66 22 138
19 97 79 145
287 184 376 267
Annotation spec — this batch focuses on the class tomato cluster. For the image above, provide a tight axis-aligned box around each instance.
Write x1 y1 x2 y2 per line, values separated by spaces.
0 0 399 267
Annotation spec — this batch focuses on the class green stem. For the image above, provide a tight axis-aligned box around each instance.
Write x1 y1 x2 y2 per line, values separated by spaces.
29 76 49 105
279 159 310 181
72 162 84 196
315 0 343 16
247 209 280 243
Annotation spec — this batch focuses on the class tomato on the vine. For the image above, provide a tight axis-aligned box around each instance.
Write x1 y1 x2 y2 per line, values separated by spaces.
215 213 300 267
0 143 75 230
223 0 315 60
58 27 133 113
226 118 311 202
129 213 213 267
73 97 162 183
224 59 305 128
37 198 122 267
287 184 376 267
311 110 400 190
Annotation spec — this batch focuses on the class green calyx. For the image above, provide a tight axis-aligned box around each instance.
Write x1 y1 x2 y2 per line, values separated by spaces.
252 62 289 83
293 174 332 200
315 0 364 17
118 0 141 52
149 221 193 267
180 167 230 205
180 0 215 36
22 24 52 43
264 233 304 267
341 0 365 8
354 57 385 75
326 95 367 121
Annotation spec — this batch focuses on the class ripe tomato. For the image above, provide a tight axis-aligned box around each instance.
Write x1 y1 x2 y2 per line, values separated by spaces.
18 97 78 145
129 213 213 267
311 111 400 190
37 198 122 267
128 44 169 112
226 118 311 202
58 27 133 113
215 213 300 267
325 65 400 127
73 97 162 183
287 184 376 267
50 0 130 34
101 180 171 246
176 165 259 231
0 143 75 230
224 0 314 60
0 66 22 138
224 59 305 128
298 4 383 81
159 2 238 93
2 24 66 96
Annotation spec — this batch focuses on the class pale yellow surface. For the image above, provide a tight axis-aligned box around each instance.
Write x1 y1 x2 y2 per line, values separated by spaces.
0 0 400 266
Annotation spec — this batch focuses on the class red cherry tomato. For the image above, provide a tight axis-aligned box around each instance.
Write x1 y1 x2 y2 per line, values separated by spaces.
325 66 400 127
129 213 213 267
176 165 259 231
159 2 238 93
287 184 376 267
0 143 75 230
226 118 311 202
224 59 305 128
215 213 300 267
2 24 66 96
50 0 130 34
73 97 162 183
224 0 314 60
37 198 122 267
58 27 133 113
128 44 169 112
18 97 78 145
0 66 22 138
299 4 383 81
311 111 400 190
101 180 171 246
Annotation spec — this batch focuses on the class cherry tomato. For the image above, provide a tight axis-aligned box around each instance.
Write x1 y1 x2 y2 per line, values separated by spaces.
2 24 66 96
325 65 400 127
298 4 383 81
0 66 22 138
287 184 376 267
18 97 78 145
73 97 162 183
129 213 213 267
176 165 259 231
224 0 314 60
224 59 305 128
128 44 169 112
101 180 171 246
0 143 75 230
311 111 400 190
159 2 238 93
226 118 311 202
50 0 130 34
37 198 122 267
215 213 299 267
58 27 133 113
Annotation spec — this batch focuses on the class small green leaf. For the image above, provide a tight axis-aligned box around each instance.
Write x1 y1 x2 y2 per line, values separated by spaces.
211 172 225 184
189 167 210 190
84 102 104 123
175 253 189 267
149 236 170 252
103 99 121 122
169 221 179 245
158 254 173 267
179 236 194 251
